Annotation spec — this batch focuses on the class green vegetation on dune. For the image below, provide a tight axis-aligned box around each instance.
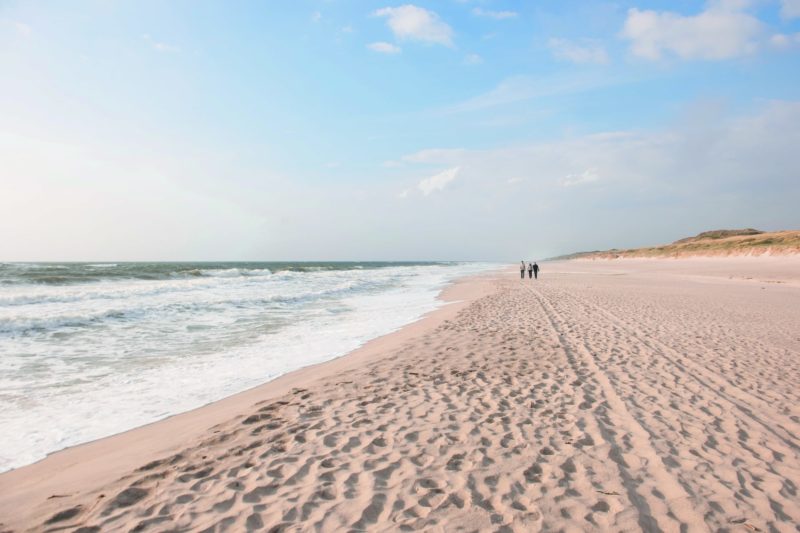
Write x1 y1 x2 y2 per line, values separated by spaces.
556 230 800 260
673 228 763 244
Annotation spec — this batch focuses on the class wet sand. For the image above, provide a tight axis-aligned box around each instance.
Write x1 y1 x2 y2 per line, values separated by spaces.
1 257 798 532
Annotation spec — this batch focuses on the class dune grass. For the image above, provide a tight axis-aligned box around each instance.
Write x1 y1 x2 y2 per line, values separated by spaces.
562 229 800 259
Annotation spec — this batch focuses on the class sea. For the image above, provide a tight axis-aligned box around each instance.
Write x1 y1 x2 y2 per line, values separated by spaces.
0 261 498 472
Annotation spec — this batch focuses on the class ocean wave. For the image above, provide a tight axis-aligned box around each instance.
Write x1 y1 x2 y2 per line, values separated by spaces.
0 277 390 336
0 262 412 285
0 278 224 307
199 268 273 278
0 268 379 308
0 308 144 335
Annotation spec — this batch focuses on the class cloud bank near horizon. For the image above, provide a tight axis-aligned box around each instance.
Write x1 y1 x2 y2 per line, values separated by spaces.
2 100 797 261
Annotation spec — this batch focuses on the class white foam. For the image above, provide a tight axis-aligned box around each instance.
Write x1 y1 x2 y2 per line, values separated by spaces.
0 263 500 472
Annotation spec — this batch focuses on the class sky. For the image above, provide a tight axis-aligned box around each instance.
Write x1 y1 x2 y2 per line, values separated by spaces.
1 0 799 261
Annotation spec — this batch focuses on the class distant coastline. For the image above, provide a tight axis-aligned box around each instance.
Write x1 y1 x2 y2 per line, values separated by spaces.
551 228 800 260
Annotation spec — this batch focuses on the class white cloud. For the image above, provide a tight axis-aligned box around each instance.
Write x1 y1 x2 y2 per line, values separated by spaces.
152 42 179 52
418 167 460 195
548 38 609 64
379 101 800 257
472 8 518 20
621 4 762 60
507 177 523 185
781 0 800 19
368 41 402 54
444 73 621 114
142 34 179 53
311 11 322 22
463 53 483 65
560 168 600 187
404 148 466 164
15 22 31 36
770 32 800 48
374 5 454 47
712 0 755 9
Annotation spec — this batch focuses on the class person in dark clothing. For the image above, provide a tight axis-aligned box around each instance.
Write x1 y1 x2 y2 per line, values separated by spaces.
533 262 540 280
520 261 525 279
527 262 533 279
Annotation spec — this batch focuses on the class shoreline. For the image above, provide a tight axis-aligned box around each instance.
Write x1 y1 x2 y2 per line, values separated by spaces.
2 257 798 531
0 262 498 476
0 269 501 529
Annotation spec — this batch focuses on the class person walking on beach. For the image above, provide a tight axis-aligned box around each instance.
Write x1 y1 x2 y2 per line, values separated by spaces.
520 261 525 279
533 262 540 280
527 262 533 279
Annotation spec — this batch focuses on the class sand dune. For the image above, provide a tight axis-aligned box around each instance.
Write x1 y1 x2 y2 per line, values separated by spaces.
1 258 798 532
560 229 800 259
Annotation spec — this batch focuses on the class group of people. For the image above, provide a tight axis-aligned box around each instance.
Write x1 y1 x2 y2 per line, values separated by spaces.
520 261 540 280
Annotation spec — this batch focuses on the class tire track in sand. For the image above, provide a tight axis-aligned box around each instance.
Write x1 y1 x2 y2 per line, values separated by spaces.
529 280 799 531
549 284 799 452
524 282 707 532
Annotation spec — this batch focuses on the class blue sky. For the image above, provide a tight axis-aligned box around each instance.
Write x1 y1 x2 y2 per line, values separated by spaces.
1 0 799 260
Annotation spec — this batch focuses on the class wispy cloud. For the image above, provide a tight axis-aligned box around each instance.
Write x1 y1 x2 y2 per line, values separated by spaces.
418 166 460 195
560 168 599 187
548 38 609 64
14 21 31 36
621 4 762 60
471 7 518 20
311 11 322 23
442 73 621 114
374 5 454 47
368 41 402 54
770 32 800 48
463 53 483 65
404 148 466 164
781 0 800 19
142 34 179 53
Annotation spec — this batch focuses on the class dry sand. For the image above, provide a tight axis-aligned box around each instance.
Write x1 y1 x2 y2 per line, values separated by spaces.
1 257 799 532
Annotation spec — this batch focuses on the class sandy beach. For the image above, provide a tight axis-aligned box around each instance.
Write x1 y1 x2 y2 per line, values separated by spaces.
1 257 799 532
